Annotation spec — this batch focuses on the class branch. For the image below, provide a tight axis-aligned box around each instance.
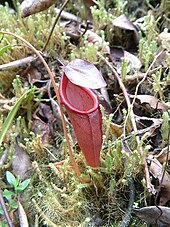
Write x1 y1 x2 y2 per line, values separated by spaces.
0 56 36 71
0 31 84 181
0 189 13 227
41 0 70 52
97 53 157 192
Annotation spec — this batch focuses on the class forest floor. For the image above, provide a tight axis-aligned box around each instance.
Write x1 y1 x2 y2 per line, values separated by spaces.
0 0 170 226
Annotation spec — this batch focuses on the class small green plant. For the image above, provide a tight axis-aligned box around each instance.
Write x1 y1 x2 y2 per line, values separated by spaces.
0 44 11 57
139 37 157 70
121 58 129 82
70 41 98 62
138 14 159 70
91 0 113 31
161 111 170 147
0 171 30 226
152 67 164 100
12 75 23 98
5 171 30 192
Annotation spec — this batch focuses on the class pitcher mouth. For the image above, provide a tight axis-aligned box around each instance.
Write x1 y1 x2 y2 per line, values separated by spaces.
59 74 99 114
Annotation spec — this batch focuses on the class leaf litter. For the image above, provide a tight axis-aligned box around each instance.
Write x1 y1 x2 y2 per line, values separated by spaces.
0 0 170 226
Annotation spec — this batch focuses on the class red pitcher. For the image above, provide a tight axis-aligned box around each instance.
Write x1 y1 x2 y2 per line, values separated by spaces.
59 73 102 167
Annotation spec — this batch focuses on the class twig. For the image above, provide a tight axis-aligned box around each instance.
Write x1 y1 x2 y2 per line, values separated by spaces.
131 50 164 108
155 129 170 224
43 147 58 162
54 8 81 22
0 56 36 71
0 189 13 227
97 53 152 192
119 177 135 227
41 0 70 52
98 53 137 135
0 31 86 182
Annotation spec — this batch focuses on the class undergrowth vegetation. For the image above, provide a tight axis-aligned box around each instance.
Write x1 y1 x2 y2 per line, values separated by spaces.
0 0 169 226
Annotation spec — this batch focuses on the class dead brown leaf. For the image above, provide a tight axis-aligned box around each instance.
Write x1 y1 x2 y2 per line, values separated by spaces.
109 122 123 138
148 155 170 205
86 30 110 53
134 206 170 226
130 94 169 112
18 200 29 227
124 50 141 70
21 0 56 17
135 116 162 137
27 67 42 84
110 47 141 70
82 0 96 7
111 14 139 50
159 32 170 50
32 103 55 145
112 14 137 31
156 146 170 163
12 142 31 181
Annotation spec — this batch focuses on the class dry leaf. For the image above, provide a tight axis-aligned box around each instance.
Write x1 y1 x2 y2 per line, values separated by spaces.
32 103 56 145
109 47 141 71
159 32 170 41
124 50 142 70
156 146 170 163
86 30 110 53
110 47 124 62
12 142 31 181
63 59 107 89
100 87 112 113
111 14 139 49
159 32 170 50
135 116 162 137
110 122 123 138
112 14 137 31
130 94 169 112
18 200 29 227
134 206 170 226
28 67 42 84
82 0 96 7
148 155 170 205
21 0 56 17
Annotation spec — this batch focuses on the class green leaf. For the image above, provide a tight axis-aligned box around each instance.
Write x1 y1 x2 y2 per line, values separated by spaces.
2 189 14 201
10 201 18 209
6 171 16 186
2 189 14 197
0 88 33 147
16 179 30 191
0 220 8 227
0 205 4 215
0 45 11 57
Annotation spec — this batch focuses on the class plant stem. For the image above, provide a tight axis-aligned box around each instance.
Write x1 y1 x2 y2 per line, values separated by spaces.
0 189 13 227
97 53 152 191
41 0 70 52
119 177 135 227
0 31 83 181
131 49 164 108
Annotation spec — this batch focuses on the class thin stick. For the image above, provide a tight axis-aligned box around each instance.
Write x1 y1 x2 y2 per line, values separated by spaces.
0 189 13 227
0 56 35 71
119 177 135 227
97 53 152 191
0 31 82 180
155 129 170 223
41 0 70 52
54 8 81 22
131 50 164 108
